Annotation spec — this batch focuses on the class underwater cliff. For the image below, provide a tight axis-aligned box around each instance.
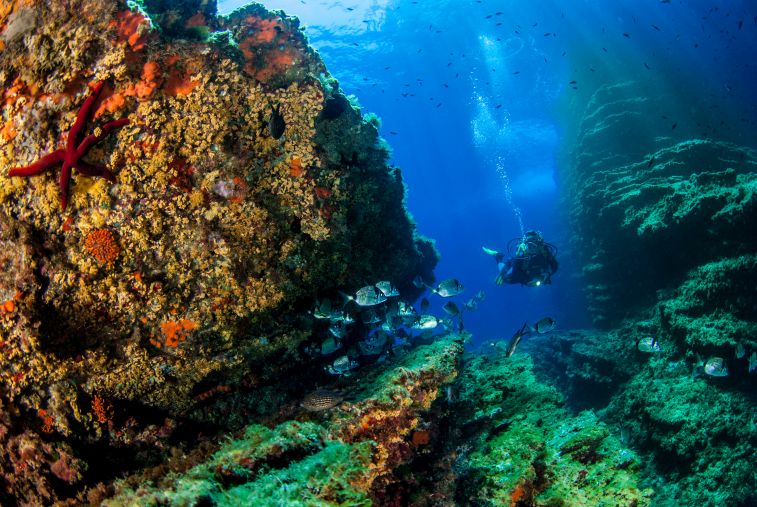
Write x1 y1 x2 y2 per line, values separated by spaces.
548 79 757 506
0 0 439 502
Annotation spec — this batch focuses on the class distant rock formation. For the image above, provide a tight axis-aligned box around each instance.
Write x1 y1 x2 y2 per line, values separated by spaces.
555 79 757 506
566 81 757 327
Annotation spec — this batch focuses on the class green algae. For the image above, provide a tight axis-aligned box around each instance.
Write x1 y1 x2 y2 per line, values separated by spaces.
453 353 651 506
103 335 465 505
105 421 374 507
604 367 757 507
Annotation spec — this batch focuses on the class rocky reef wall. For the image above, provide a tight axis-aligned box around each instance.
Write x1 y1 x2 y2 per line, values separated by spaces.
556 79 757 506
566 81 757 328
0 0 437 502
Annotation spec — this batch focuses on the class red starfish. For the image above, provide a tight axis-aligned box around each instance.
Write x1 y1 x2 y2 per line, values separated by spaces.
8 81 129 210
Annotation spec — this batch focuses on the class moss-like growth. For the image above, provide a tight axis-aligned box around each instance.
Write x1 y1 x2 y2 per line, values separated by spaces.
452 353 650 506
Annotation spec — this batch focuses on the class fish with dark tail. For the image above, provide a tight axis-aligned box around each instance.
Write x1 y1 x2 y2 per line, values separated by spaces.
506 322 531 357
506 316 557 357
268 104 286 139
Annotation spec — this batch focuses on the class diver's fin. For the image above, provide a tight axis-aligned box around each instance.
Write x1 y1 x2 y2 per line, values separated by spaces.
494 273 505 285
482 246 499 256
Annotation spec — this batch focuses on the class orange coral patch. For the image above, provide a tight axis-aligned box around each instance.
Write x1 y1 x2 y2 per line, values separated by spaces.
93 91 126 118
165 69 199 97
1 119 16 141
38 409 54 434
289 157 304 177
84 229 120 266
510 483 526 506
92 395 113 424
4 77 40 107
314 186 332 199
2 300 14 313
411 430 430 446
111 10 150 51
160 319 198 348
142 60 160 82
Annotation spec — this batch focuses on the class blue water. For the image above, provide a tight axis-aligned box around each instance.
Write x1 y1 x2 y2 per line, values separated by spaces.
220 0 757 344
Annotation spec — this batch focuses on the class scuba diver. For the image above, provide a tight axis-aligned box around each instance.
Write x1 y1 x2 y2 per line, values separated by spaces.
483 230 558 287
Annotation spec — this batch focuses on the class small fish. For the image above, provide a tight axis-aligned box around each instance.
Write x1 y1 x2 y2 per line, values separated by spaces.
359 331 389 356
432 278 464 297
395 300 418 319
329 321 347 339
313 299 334 319
301 389 345 411
475 290 486 302
703 357 728 377
420 298 430 313
464 298 478 311
647 156 656 168
651 24 661 31
381 316 399 332
326 355 359 376
486 419 513 440
445 385 456 404
671 122 677 130
735 343 746 359
320 336 342 355
637 337 660 353
442 301 461 316
412 275 426 289
530 317 556 334
749 352 757 373
411 314 438 330
343 286 387 307
268 105 285 139
375 281 400 298
506 322 531 357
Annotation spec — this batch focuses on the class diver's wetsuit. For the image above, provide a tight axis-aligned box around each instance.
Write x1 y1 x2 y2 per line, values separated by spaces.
497 232 558 286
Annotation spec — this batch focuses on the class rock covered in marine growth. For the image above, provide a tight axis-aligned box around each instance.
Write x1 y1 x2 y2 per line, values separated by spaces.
566 81 757 327
0 0 436 503
101 334 464 506
557 79 757 506
449 352 650 506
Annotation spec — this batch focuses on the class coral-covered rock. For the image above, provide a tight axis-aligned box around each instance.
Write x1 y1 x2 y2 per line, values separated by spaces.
0 0 437 502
